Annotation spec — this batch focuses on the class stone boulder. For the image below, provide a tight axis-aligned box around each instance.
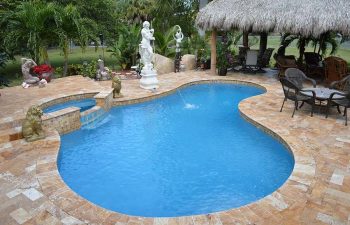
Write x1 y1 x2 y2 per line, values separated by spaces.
153 54 174 75
182 54 196 70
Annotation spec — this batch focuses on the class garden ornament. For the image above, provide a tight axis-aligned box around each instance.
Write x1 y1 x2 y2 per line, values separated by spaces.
38 79 47 88
22 105 45 142
174 25 184 52
97 59 110 81
21 58 40 85
140 21 155 69
112 75 122 98
139 21 159 89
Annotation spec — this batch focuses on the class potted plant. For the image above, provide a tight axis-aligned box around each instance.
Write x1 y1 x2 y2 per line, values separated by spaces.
32 64 54 82
198 47 211 70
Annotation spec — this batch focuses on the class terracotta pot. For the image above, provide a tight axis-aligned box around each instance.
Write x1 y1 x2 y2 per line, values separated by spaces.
218 68 227 76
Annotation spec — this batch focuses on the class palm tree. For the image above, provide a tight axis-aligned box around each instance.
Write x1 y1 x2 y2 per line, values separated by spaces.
277 33 312 63
311 32 339 56
1 2 57 63
154 26 177 58
117 0 155 23
53 4 98 76
107 24 141 70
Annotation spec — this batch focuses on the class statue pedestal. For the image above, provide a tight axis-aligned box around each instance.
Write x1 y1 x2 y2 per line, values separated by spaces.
140 68 159 90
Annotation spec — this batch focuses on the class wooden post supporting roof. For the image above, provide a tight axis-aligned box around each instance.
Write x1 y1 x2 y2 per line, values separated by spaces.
210 29 217 74
243 31 249 48
259 32 268 58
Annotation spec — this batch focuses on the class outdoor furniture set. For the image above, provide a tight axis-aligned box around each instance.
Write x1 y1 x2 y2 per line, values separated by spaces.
232 47 274 73
276 54 348 85
280 68 350 125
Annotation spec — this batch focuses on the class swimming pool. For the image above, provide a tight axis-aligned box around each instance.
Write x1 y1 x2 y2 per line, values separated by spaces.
43 98 96 113
58 83 294 217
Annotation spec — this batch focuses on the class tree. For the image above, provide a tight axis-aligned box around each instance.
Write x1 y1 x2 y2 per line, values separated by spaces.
53 4 98 75
154 26 177 58
46 0 119 44
107 24 141 70
311 32 339 56
116 0 155 23
1 2 57 63
152 0 199 36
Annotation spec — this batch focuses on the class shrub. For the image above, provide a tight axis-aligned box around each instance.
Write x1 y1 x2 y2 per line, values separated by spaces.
55 60 97 79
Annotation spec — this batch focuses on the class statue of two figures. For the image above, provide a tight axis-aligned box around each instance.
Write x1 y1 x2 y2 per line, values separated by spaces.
139 21 159 90
174 25 184 73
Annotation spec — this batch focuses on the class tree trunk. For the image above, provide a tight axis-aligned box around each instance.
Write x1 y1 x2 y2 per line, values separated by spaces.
318 34 324 55
63 60 68 77
313 41 318 53
210 29 217 74
63 40 69 76
298 38 306 65
243 31 249 48
34 46 40 65
42 47 50 65
259 32 268 59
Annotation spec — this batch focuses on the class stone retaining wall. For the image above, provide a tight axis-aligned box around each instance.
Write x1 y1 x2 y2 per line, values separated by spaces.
42 107 81 135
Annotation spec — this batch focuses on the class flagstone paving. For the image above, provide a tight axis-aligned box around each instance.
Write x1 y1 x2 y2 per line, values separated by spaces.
0 70 349 224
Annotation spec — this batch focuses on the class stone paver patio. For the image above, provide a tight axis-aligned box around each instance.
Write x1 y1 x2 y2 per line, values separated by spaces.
0 70 350 225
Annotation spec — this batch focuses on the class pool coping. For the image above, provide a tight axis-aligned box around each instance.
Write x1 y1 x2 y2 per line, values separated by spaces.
34 77 316 224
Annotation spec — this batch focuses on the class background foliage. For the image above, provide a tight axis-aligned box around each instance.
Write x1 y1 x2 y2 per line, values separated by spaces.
0 0 201 85
1 0 349 86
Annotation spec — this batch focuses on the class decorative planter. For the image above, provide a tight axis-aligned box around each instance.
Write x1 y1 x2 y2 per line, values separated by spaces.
39 72 53 82
218 68 227 76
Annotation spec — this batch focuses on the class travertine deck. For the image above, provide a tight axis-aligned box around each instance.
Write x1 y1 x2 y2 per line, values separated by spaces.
0 71 349 225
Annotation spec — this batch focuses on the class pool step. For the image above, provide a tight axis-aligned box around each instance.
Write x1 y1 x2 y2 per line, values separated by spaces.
0 126 23 144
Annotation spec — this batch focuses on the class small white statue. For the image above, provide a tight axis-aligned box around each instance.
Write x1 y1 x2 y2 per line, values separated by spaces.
96 59 110 81
140 21 155 70
38 79 47 88
21 58 40 85
174 25 184 52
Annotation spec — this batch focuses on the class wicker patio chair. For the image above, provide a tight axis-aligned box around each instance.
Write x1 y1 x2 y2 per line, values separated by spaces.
275 55 298 77
285 68 317 89
324 56 348 85
280 77 316 117
326 91 350 126
329 75 350 93
304 52 324 78
232 46 249 71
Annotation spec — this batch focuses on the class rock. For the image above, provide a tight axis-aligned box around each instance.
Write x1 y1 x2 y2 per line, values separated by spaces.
182 54 196 70
153 54 174 75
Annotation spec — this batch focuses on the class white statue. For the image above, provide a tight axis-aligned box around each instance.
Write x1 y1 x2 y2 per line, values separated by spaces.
174 25 184 52
21 58 40 85
139 21 159 90
96 59 110 81
140 21 155 69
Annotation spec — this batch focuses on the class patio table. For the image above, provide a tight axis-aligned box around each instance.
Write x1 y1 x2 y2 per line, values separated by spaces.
300 88 345 101
300 88 345 114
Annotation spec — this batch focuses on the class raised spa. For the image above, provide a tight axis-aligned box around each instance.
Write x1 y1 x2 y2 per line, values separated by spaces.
58 83 294 217
43 98 96 113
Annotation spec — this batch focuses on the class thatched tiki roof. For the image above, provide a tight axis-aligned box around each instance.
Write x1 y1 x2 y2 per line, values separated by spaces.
196 0 350 37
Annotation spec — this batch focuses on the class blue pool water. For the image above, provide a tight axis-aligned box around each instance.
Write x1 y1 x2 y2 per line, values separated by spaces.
43 98 96 113
58 84 294 217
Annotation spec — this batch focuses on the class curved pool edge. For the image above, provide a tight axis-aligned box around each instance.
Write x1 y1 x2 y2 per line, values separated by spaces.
36 78 316 224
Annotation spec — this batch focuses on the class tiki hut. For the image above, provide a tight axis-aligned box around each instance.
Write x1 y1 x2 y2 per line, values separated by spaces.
196 0 350 73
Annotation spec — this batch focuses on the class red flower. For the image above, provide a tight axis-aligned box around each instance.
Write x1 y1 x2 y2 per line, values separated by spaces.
32 64 54 75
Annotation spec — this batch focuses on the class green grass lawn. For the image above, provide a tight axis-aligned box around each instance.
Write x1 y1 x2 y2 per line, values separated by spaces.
2 36 350 87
